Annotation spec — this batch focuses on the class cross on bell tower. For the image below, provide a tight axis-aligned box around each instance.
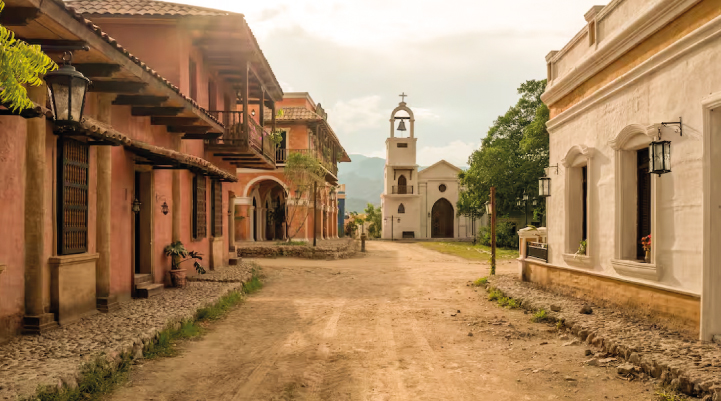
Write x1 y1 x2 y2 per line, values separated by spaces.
399 92 408 104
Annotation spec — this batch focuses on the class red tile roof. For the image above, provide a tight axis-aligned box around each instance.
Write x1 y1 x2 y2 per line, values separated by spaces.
59 1 222 125
64 0 239 17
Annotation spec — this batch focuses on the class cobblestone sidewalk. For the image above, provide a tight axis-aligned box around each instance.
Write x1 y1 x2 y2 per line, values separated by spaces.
489 275 721 400
0 263 254 400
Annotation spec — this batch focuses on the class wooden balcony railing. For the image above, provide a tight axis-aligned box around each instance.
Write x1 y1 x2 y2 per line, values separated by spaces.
208 110 275 163
275 148 338 177
392 185 414 194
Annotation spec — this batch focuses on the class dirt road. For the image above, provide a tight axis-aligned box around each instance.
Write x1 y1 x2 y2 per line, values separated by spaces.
110 242 656 400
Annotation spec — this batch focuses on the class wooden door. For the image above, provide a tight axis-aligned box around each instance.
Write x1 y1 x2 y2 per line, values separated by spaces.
431 198 454 238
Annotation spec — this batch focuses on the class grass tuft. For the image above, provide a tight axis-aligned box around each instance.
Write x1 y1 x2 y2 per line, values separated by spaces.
532 309 549 323
655 388 687 401
276 241 307 246
487 288 503 301
472 277 488 287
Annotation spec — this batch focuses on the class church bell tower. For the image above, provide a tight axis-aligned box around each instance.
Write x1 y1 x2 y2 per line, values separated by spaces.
380 93 421 240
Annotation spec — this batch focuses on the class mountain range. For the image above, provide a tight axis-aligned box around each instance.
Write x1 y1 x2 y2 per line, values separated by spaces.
338 154 385 213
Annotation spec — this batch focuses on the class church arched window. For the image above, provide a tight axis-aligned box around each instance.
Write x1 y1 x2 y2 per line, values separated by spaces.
398 203 405 214
398 175 407 194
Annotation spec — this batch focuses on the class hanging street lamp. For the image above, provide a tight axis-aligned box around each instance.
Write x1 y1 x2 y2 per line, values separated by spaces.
44 52 91 128
539 177 551 197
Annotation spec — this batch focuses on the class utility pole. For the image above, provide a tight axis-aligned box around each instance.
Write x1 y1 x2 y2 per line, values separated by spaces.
491 186 497 275
313 181 317 247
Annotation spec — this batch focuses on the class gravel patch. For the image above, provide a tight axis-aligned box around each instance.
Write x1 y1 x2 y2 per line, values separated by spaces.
189 262 256 283
489 275 721 400
0 263 255 400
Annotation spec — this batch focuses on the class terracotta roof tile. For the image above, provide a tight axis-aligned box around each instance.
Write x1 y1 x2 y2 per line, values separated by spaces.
58 1 222 126
64 0 236 17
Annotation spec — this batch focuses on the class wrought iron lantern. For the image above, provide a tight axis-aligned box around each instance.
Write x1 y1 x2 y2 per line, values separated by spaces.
161 201 169 215
539 177 551 197
44 52 91 127
485 201 492 215
650 118 682 175
132 198 142 214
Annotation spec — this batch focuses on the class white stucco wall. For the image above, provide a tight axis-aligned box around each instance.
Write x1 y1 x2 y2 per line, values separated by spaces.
545 24 721 296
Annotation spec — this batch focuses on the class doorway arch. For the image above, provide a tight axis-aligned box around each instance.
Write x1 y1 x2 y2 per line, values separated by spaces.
398 175 407 194
431 198 454 238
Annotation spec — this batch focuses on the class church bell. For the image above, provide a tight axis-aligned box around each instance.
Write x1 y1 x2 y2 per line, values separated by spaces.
397 120 407 131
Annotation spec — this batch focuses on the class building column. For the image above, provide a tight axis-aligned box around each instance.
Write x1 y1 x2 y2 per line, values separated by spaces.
96 94 118 312
22 83 56 333
171 136 181 242
228 195 236 251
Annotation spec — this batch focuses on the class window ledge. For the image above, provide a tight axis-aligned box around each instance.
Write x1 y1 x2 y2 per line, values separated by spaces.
562 253 592 267
611 259 659 281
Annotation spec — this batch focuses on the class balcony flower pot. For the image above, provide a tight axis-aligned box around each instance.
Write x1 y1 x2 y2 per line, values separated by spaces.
164 241 206 288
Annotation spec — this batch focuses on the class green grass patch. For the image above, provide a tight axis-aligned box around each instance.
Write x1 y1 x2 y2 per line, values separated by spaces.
532 309 549 323
30 354 132 401
487 288 503 301
419 242 518 262
30 268 265 401
497 297 520 309
655 388 687 401
472 277 488 287
276 241 307 246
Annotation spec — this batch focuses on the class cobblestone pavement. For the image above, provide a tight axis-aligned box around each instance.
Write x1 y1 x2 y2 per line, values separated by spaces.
490 275 721 400
0 263 254 400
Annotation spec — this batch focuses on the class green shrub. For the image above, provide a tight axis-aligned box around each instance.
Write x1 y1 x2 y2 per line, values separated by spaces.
478 221 520 249
487 288 503 301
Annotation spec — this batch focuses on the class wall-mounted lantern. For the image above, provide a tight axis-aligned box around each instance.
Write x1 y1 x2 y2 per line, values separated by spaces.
161 201 169 215
538 165 558 198
649 118 681 176
44 52 91 127
132 198 142 214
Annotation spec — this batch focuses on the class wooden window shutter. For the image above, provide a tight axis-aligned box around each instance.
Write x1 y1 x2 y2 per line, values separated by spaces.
193 175 207 239
637 149 652 259
211 180 223 237
57 138 89 255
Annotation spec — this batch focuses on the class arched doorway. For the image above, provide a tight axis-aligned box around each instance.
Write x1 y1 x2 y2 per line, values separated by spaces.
252 197 257 241
398 175 407 194
431 198 454 238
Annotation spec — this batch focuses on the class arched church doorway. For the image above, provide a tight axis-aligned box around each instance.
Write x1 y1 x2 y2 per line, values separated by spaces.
431 198 454 238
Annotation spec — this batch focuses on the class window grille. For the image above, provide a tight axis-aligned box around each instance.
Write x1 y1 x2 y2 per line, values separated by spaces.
57 138 89 254
193 175 207 239
211 180 223 237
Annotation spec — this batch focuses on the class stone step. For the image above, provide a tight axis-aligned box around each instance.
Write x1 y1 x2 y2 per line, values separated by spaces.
134 274 153 285
135 283 164 298
229 257 239 266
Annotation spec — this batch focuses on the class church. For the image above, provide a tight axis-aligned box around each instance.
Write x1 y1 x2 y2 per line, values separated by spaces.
381 97 482 240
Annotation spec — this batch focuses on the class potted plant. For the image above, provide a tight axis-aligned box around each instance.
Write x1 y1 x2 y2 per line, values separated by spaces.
163 241 206 287
577 239 587 256
641 235 651 263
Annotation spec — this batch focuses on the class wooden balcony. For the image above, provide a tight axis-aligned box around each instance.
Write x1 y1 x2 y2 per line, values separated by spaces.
275 148 339 183
206 110 276 170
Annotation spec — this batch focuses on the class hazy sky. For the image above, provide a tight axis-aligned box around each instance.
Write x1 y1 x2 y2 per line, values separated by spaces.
176 0 602 166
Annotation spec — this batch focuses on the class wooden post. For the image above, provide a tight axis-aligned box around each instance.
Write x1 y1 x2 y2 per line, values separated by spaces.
491 186 497 275
313 181 317 247
241 62 249 145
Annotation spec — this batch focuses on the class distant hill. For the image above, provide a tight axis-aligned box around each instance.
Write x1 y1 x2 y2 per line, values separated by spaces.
338 154 385 213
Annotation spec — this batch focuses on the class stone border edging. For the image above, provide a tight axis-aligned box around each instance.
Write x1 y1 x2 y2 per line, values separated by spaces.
488 276 721 400
237 239 358 260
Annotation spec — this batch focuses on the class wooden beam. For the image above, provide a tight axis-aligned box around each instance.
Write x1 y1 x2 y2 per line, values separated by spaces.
90 81 147 94
113 95 169 106
20 38 89 52
131 107 184 117
0 7 39 26
182 132 222 140
151 116 199 126
74 63 122 78
167 125 209 134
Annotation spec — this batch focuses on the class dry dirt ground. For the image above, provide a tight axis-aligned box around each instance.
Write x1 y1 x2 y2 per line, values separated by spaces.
109 242 659 401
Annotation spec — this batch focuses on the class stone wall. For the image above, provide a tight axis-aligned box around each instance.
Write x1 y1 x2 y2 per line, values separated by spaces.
237 239 358 260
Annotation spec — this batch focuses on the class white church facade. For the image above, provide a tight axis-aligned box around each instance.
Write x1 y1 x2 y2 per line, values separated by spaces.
380 99 481 240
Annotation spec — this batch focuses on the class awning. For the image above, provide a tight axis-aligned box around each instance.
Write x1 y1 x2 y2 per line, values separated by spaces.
78 115 237 182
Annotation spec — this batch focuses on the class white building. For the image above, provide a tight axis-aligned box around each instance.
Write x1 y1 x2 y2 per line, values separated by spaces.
527 0 721 340
380 100 481 240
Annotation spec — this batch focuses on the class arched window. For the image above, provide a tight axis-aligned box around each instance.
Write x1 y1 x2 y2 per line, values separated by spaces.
398 175 407 194
398 203 405 214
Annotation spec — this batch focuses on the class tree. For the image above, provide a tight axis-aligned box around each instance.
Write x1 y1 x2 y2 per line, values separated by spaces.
458 79 549 224
283 151 326 241
0 0 57 111
364 203 382 239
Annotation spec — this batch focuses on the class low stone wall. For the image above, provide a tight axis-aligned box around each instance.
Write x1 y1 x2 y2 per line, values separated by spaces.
236 239 358 260
489 275 721 400
522 260 700 328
